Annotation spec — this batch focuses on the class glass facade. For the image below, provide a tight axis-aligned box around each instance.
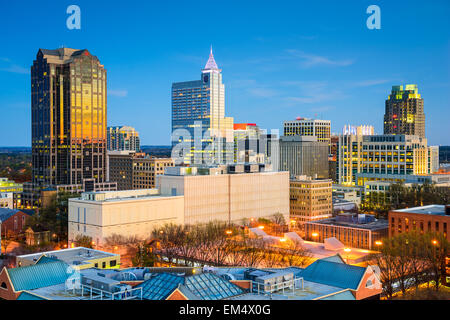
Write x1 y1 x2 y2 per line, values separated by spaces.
31 48 107 191
383 84 425 138
171 49 233 165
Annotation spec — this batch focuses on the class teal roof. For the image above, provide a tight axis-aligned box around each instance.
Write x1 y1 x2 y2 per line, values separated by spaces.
35 255 60 265
17 291 48 300
7 260 74 292
320 254 345 264
185 273 243 300
136 273 184 300
300 260 366 290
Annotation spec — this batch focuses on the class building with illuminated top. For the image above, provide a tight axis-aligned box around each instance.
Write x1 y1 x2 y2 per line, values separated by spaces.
384 84 425 138
23 48 116 208
171 47 234 165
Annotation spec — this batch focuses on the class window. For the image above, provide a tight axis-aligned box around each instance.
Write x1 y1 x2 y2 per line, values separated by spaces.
1 282 7 289
110 260 117 267
102 262 106 268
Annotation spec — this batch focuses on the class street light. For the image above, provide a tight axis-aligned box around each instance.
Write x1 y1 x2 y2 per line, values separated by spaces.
432 240 438 246
375 240 382 246
225 230 233 235
258 225 265 230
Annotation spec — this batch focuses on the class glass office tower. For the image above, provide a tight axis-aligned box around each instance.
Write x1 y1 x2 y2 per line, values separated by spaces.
171 48 233 165
383 84 425 138
31 48 107 193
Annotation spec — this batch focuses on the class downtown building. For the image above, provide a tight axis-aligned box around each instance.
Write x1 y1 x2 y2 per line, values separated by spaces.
233 123 266 163
171 48 234 165
283 117 331 150
107 126 140 152
107 151 174 190
290 176 333 236
23 48 117 208
384 84 425 138
336 125 439 188
278 136 329 179
68 164 289 245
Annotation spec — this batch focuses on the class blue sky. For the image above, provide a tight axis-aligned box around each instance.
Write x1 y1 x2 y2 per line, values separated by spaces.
0 0 449 146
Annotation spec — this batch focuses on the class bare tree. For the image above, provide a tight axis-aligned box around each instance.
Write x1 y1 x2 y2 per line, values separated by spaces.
282 241 313 267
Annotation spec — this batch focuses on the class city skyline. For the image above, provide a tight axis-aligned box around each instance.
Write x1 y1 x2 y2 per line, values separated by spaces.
0 0 449 147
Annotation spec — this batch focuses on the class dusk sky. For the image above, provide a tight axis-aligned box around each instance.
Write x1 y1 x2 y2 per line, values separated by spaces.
0 0 449 146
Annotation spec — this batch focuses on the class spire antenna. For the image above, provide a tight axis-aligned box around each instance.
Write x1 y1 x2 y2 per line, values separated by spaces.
203 45 219 71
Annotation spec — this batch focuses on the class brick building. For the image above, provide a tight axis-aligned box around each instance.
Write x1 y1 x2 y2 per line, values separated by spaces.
0 208 34 238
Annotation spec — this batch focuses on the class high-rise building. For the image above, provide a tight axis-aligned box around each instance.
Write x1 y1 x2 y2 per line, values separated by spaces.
171 47 234 165
279 136 329 179
383 84 425 138
336 126 436 187
283 117 331 145
107 126 140 152
25 48 115 207
233 123 264 163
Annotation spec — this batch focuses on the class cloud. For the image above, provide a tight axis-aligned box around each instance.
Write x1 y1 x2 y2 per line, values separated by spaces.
309 106 335 113
247 87 278 98
0 58 29 74
283 81 347 104
353 79 392 87
109 90 128 97
286 49 354 68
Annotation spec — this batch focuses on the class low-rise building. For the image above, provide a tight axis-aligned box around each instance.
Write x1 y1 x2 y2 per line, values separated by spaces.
0 208 34 238
388 205 450 241
16 247 120 270
389 204 450 285
157 165 289 225
305 213 389 250
68 189 184 246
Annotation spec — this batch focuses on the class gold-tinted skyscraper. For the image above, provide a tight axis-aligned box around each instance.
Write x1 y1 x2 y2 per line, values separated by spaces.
31 48 107 192
383 84 425 138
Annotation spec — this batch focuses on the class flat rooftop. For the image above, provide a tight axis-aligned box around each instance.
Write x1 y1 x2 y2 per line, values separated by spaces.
228 279 351 300
392 205 448 216
17 247 118 265
308 217 389 231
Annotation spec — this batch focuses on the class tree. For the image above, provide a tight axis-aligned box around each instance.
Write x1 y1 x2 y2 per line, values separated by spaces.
132 242 156 267
1 237 12 256
73 235 93 248
282 241 313 267
25 191 79 242
422 232 450 291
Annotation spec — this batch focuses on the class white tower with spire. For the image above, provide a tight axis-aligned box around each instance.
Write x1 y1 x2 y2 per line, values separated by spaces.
171 47 233 165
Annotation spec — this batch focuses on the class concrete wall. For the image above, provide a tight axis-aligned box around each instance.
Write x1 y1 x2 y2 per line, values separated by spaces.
158 171 290 225
68 195 184 245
